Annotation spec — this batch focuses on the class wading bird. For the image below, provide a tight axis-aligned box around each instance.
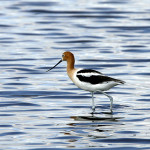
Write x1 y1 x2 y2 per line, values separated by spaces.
47 51 125 113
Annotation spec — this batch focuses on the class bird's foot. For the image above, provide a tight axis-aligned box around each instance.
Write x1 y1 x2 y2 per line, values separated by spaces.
91 106 96 114
110 106 113 114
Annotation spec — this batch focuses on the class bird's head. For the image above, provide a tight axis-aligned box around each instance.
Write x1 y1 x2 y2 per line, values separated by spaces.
46 51 74 72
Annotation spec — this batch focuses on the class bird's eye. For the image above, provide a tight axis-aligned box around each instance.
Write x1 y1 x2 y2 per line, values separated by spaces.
62 54 65 57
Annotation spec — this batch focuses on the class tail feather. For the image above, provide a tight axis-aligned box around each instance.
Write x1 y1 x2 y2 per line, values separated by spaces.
115 79 125 84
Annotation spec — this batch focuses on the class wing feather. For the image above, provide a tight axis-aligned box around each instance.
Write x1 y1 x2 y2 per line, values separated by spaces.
77 69 124 85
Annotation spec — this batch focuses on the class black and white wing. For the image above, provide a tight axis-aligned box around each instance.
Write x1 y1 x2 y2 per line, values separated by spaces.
76 69 124 85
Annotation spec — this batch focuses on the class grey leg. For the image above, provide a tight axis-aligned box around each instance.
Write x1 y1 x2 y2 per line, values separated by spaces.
91 92 95 112
98 90 113 112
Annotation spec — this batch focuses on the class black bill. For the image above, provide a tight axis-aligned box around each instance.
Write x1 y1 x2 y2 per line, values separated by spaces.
46 59 62 72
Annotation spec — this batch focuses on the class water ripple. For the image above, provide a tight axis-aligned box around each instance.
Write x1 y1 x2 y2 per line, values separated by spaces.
0 0 150 149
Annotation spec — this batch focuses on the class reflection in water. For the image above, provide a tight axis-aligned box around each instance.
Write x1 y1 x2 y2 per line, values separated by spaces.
71 114 123 122
63 114 125 143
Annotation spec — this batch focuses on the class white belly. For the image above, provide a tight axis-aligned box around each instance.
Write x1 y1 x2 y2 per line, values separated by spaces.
74 79 118 92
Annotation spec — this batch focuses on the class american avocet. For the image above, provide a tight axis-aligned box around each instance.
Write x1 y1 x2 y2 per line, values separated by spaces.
47 51 125 113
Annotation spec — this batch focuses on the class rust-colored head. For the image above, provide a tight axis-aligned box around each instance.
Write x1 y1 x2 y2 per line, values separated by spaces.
46 51 75 72
62 51 74 61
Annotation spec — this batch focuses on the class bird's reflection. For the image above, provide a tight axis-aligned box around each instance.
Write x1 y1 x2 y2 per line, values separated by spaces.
71 111 123 122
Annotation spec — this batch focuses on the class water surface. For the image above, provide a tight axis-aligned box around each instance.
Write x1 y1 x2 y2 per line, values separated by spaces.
0 0 150 149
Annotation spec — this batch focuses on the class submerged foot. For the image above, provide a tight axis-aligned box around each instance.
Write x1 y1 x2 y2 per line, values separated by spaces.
91 106 96 114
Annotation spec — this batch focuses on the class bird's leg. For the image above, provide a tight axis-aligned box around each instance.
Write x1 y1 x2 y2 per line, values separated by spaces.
98 90 113 113
91 92 95 113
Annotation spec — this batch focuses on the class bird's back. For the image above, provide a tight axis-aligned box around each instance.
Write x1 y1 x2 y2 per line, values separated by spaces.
72 69 125 92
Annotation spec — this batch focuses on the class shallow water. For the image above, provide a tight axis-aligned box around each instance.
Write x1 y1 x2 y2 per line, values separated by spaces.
0 0 150 149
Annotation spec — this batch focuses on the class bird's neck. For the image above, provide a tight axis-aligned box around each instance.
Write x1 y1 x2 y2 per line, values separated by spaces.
67 57 75 72
66 57 76 80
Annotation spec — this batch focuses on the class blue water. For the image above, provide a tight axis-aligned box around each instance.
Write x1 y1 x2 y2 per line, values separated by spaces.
0 0 150 149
